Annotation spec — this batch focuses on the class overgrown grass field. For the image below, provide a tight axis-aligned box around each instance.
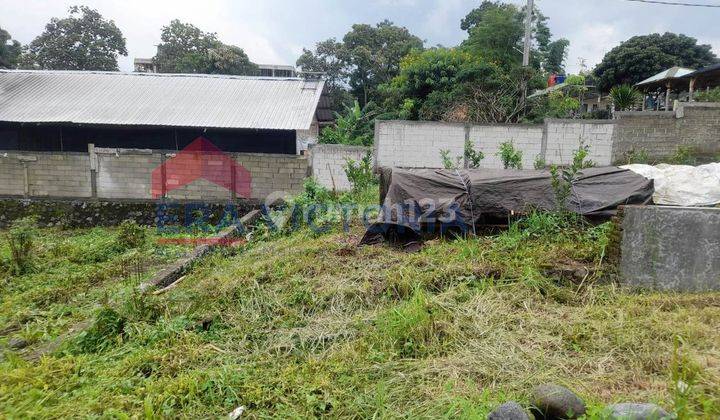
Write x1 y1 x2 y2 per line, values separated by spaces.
1 194 719 418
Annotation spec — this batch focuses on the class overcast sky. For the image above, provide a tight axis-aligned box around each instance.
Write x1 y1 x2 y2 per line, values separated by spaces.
1 0 719 74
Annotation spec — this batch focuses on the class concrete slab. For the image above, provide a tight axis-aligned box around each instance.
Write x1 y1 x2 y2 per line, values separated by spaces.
620 205 720 291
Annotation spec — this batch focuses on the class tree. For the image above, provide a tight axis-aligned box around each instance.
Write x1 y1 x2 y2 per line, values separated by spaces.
20 6 127 71
594 33 717 92
296 39 353 112
461 1 568 72
382 48 530 123
319 101 376 146
0 27 21 69
343 21 424 106
154 20 258 75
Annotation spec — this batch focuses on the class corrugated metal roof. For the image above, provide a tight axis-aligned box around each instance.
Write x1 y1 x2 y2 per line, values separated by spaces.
0 70 325 130
636 66 695 86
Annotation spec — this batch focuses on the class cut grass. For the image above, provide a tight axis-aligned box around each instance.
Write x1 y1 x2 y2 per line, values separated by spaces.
1 204 719 418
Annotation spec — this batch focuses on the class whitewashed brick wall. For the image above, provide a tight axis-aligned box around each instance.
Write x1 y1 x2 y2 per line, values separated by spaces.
468 125 543 169
310 144 372 191
375 120 466 168
376 120 615 169
545 120 614 166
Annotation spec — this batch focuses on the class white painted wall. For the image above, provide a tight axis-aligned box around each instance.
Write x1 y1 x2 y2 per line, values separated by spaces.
310 144 371 191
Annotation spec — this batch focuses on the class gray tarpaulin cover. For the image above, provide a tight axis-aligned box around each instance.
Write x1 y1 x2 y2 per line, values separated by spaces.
362 167 653 244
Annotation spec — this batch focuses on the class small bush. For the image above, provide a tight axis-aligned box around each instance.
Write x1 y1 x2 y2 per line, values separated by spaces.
344 151 377 191
116 220 146 249
74 307 126 354
534 155 546 170
6 216 39 275
440 149 462 170
464 139 484 169
498 141 523 169
623 148 650 165
670 145 697 166
695 87 720 103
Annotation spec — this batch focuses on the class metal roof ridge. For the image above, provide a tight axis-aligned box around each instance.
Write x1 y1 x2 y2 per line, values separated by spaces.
0 69 305 81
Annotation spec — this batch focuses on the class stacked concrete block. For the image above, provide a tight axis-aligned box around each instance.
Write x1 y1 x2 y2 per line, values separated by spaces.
375 120 465 168
97 153 162 200
0 153 30 196
309 144 372 191
545 120 614 166
469 125 543 169
232 153 308 201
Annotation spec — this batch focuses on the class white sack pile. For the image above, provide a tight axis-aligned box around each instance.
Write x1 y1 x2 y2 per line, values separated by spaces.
621 163 720 207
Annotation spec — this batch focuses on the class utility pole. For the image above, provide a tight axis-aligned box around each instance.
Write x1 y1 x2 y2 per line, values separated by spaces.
522 0 534 67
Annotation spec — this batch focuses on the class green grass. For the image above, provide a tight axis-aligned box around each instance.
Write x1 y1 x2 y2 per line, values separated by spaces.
1 198 719 418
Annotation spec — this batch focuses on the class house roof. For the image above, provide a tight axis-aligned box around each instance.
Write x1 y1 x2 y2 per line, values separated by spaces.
635 66 695 87
0 70 325 130
682 63 720 79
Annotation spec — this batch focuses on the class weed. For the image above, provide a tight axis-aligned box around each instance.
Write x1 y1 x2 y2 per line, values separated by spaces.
534 155 546 170
498 141 523 169
623 148 650 165
73 307 126 354
117 219 147 249
5 216 38 275
344 151 377 191
440 149 462 170
670 145 697 166
464 139 485 169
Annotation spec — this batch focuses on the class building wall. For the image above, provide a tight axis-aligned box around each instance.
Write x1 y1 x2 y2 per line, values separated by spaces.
375 102 720 170
375 120 466 168
0 148 307 201
468 124 544 169
611 103 720 163
545 120 615 166
309 144 372 191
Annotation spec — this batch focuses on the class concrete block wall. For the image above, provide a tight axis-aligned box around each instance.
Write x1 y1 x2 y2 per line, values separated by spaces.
677 103 720 155
468 125 543 169
0 148 308 202
0 153 31 196
545 120 614 166
611 112 678 162
97 152 161 199
375 120 466 168
309 144 372 191
0 152 91 198
233 153 308 200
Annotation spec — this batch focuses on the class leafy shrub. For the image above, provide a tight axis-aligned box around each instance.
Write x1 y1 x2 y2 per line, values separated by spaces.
534 155 546 170
344 151 377 191
116 220 146 249
74 307 126 354
610 85 641 111
695 87 720 103
623 148 650 165
6 216 39 275
550 143 594 210
498 141 522 169
464 139 484 169
670 145 697 165
319 101 375 146
440 149 462 170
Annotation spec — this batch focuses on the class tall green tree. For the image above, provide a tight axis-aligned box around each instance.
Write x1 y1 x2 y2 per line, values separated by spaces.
594 32 717 92
343 20 424 106
382 48 529 123
298 21 423 108
0 27 21 69
462 1 568 73
296 38 353 112
154 20 257 75
20 6 127 71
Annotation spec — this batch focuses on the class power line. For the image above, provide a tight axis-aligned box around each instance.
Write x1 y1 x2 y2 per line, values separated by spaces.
623 0 720 7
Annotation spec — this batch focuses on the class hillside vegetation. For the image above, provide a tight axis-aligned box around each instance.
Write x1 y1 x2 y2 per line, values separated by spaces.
1 195 719 418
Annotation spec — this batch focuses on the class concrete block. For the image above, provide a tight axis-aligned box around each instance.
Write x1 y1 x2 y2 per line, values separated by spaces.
620 206 720 292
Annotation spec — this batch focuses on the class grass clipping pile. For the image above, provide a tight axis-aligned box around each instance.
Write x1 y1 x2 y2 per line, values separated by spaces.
1 188 719 418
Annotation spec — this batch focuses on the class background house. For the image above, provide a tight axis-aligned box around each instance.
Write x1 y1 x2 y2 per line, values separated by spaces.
0 70 332 154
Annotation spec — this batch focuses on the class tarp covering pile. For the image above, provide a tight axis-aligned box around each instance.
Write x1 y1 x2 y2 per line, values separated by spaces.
622 163 720 207
362 167 653 244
